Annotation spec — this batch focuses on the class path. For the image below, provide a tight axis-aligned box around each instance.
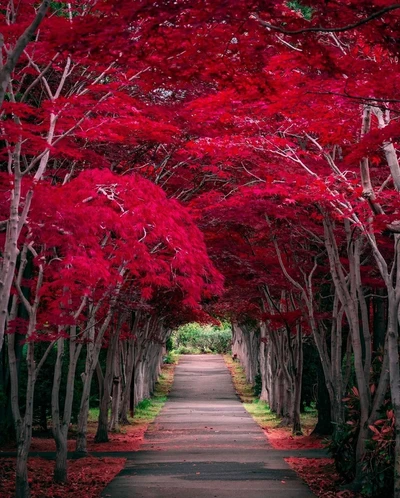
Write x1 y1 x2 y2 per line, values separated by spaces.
101 354 315 498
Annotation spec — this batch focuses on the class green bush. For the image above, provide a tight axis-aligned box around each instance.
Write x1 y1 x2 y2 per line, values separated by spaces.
172 323 232 354
175 345 198 354
327 379 394 497
253 373 262 397
327 422 356 482
165 336 173 352
136 398 152 411
163 351 178 364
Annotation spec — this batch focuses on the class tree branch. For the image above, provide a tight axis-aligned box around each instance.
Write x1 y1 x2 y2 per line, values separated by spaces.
306 90 400 105
252 5 400 35
0 1 50 108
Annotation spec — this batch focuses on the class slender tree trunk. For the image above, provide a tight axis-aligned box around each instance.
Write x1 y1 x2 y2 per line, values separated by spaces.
120 336 135 422
312 358 333 435
95 360 110 443
54 437 68 484
387 286 400 498
109 375 121 432
75 283 123 454
16 344 35 498
269 339 278 412
15 442 30 498
52 324 83 483
75 364 96 454
52 336 67 483
109 338 122 432
95 325 120 443
0 172 23 354
292 323 303 435
373 289 387 352
259 323 269 402
232 322 259 385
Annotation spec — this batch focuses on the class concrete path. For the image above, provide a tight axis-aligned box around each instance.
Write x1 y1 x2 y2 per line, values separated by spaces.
101 355 315 498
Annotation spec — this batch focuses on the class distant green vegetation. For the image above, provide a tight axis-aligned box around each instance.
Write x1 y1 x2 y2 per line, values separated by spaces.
171 322 232 354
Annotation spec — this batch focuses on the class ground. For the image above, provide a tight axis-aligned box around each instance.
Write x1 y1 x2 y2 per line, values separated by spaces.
285 458 361 498
0 457 126 498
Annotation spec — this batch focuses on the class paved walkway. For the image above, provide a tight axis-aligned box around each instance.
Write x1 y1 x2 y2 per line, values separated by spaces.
101 355 315 498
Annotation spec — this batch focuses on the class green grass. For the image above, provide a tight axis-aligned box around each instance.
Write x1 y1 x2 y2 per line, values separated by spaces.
88 407 100 422
132 365 176 425
163 351 179 364
298 403 318 431
133 395 167 422
245 400 318 431
244 398 282 428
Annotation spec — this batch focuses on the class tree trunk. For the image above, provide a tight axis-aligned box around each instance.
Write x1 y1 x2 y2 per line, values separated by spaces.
259 324 269 402
292 323 303 435
75 294 121 454
95 334 117 443
15 442 30 498
387 286 400 498
120 336 135 423
54 437 68 483
52 336 66 483
109 374 121 432
95 360 110 443
75 365 95 454
395 424 400 498
0 172 23 354
109 339 122 432
373 289 387 352
231 322 259 385
52 325 83 483
312 358 333 435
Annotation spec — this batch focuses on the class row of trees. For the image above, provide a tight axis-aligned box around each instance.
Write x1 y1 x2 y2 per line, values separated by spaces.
1 1 400 497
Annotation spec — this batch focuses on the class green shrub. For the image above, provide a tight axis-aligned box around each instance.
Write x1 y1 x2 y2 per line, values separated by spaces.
136 398 152 411
172 322 232 354
327 422 356 482
327 380 394 497
287 1 313 20
165 336 173 352
174 345 194 354
361 409 394 496
253 373 262 397
163 351 178 364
